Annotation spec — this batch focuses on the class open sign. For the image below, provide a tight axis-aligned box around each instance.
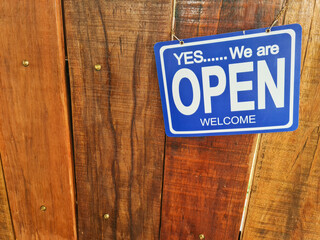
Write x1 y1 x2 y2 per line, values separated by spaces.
154 24 302 137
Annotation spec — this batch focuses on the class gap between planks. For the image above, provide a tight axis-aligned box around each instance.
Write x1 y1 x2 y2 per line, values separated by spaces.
239 133 262 239
0 153 15 239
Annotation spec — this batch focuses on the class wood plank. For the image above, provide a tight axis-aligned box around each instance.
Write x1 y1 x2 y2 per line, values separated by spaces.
161 136 258 240
0 1 77 239
0 156 14 240
243 0 320 239
160 0 283 239
63 0 172 239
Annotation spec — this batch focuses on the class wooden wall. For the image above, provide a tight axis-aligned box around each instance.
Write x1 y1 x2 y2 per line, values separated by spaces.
0 0 318 239
243 0 320 239
0 0 76 239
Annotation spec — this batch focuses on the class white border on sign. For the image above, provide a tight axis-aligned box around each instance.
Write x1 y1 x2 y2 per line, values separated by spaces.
159 29 296 135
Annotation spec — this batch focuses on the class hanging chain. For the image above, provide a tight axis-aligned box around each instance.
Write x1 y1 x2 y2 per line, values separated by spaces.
171 1 290 42
266 0 289 32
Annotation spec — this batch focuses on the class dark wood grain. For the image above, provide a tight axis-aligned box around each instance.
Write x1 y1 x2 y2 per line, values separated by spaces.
160 0 283 239
0 0 77 239
0 156 14 240
243 0 320 239
63 0 172 239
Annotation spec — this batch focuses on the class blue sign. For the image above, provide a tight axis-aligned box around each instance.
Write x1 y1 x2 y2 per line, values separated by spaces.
154 24 302 137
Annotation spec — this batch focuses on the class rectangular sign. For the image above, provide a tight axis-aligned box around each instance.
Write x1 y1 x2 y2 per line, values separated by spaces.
154 24 302 137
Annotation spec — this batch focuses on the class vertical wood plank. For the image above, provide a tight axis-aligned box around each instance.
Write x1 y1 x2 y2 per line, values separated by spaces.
0 1 77 239
243 0 320 239
160 0 283 239
63 0 172 239
0 157 14 240
161 136 258 240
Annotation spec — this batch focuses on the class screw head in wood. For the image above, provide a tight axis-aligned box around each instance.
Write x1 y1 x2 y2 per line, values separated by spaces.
103 213 110 219
22 60 29 67
94 64 102 71
199 234 205 239
40 205 47 212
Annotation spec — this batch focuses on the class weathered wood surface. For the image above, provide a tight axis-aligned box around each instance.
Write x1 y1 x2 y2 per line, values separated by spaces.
0 156 14 240
63 0 172 239
161 136 258 240
0 1 77 239
160 0 283 239
243 0 320 239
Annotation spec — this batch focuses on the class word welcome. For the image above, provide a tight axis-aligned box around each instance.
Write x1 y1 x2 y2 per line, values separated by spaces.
200 115 256 127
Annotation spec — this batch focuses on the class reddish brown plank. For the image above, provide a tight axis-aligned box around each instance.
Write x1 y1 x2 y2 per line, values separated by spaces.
0 156 14 240
160 0 283 239
243 0 320 239
0 1 76 239
63 0 172 239
161 136 258 240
